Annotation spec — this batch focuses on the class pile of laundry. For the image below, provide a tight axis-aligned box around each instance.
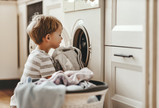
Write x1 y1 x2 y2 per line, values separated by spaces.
36 67 93 85
52 46 84 71
14 46 99 108
14 67 97 108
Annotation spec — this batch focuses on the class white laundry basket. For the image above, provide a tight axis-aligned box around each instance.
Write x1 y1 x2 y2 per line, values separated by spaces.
62 80 108 108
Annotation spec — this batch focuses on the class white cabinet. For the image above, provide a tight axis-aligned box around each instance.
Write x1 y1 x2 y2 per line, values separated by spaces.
63 0 74 12
43 0 64 23
105 0 145 48
105 47 144 108
63 0 100 12
0 2 20 79
74 0 99 11
104 0 146 108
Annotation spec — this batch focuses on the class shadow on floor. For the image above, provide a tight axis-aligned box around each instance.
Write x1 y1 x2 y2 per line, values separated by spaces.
0 79 20 108
0 79 20 89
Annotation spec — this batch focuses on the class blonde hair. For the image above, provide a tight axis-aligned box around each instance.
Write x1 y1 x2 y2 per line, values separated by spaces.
27 15 62 44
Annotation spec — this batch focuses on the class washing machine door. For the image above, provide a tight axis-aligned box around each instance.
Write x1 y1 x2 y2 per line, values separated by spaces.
73 23 90 67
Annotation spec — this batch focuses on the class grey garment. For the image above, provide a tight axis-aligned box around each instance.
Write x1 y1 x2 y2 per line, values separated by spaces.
79 81 96 89
53 59 63 71
87 96 99 103
53 53 75 71
52 46 84 71
15 77 66 108
73 47 84 69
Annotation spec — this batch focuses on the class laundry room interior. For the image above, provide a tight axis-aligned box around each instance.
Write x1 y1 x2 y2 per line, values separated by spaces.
0 0 159 108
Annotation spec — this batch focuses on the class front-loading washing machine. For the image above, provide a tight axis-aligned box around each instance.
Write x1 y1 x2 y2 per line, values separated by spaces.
62 0 105 81
41 0 104 81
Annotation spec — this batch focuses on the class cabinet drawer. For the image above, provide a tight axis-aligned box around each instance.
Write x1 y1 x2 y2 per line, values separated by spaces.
111 47 143 66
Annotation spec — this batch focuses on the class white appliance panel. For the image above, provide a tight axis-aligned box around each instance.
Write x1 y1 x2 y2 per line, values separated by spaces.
64 8 103 81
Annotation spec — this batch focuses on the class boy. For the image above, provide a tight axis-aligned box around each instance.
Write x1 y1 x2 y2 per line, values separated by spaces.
10 15 63 108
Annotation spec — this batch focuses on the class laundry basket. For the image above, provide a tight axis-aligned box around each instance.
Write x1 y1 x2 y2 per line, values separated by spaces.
62 80 108 108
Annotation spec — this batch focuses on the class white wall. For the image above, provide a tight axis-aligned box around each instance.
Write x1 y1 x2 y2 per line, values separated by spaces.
17 2 28 76
0 1 20 79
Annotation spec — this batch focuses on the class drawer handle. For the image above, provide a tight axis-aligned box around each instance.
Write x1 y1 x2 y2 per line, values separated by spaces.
114 54 133 58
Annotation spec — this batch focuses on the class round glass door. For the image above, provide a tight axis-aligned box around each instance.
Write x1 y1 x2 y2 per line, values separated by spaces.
73 28 90 67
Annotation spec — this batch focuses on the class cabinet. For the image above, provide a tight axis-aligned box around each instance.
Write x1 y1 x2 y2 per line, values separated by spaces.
63 0 74 12
74 0 99 11
63 0 99 12
0 2 20 79
104 0 146 108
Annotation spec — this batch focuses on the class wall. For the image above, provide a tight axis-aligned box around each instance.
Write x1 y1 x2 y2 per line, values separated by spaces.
17 2 28 76
0 1 20 79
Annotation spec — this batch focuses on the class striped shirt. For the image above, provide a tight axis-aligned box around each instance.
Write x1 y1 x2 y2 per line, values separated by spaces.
21 47 55 82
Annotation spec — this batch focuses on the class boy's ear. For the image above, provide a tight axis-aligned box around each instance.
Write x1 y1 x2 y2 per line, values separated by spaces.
45 34 50 41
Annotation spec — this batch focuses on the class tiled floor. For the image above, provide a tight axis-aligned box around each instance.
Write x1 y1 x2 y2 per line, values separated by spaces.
0 89 14 108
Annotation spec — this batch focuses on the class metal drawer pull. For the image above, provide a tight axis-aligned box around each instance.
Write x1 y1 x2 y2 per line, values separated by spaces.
114 54 133 58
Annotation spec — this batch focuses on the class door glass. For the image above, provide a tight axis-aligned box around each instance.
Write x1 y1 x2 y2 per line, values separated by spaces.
73 28 90 66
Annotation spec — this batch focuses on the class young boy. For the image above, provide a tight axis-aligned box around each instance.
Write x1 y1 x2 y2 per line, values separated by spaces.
10 15 63 108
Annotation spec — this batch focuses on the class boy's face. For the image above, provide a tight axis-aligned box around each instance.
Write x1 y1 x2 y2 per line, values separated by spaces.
49 25 63 49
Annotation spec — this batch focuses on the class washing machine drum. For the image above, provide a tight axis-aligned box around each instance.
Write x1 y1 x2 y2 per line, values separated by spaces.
73 28 90 67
